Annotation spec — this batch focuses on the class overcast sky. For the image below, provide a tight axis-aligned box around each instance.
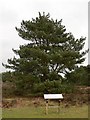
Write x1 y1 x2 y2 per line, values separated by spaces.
0 0 89 72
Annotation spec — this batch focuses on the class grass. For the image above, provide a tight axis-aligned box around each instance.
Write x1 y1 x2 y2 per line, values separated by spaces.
2 104 88 118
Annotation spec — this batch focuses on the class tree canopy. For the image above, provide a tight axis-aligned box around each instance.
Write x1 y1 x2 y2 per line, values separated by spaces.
65 65 90 86
3 12 88 94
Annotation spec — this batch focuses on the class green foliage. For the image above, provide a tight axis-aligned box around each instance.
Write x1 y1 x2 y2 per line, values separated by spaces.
3 12 87 76
2 12 88 95
2 71 13 82
33 80 75 94
65 65 90 86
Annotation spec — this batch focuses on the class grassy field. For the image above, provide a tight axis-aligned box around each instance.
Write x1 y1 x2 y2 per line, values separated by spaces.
2 104 88 118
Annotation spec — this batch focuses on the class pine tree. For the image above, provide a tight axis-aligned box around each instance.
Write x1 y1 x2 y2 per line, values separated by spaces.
3 12 88 93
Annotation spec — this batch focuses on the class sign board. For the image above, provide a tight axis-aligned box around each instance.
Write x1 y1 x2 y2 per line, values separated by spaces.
44 94 63 99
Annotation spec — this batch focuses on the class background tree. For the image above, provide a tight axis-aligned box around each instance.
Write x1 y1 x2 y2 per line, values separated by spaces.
3 12 88 94
65 65 90 86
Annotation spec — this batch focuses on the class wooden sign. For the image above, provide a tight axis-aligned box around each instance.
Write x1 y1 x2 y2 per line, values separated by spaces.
44 94 63 114
44 94 63 99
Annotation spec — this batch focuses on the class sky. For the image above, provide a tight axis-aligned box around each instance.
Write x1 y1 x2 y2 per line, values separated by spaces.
0 0 89 72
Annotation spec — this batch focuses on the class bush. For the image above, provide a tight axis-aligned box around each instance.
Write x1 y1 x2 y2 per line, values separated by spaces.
2 81 16 97
33 80 75 95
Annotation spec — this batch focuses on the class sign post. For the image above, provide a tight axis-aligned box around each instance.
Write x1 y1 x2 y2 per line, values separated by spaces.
44 94 63 114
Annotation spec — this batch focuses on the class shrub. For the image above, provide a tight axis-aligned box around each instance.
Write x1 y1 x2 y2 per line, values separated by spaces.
33 80 75 95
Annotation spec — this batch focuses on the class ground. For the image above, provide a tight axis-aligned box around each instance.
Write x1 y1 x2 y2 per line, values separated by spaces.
2 97 89 118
